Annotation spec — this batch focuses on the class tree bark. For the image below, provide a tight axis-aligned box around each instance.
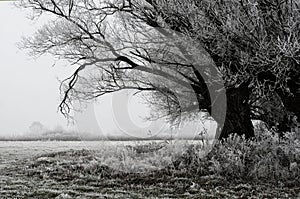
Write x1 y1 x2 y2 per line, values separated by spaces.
192 80 255 140
217 83 255 139
276 75 300 132
277 92 300 132
282 95 300 120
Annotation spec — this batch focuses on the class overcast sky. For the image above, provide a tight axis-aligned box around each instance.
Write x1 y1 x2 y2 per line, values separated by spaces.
0 1 170 137
0 2 73 135
0 1 216 138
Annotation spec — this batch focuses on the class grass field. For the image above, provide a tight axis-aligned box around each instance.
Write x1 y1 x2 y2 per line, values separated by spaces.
0 128 299 198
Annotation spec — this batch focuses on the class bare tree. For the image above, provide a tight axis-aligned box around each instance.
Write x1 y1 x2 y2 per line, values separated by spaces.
19 0 299 139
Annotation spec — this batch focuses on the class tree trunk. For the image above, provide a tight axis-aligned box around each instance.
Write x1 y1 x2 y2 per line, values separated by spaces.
280 94 300 119
217 83 255 139
277 92 300 132
276 76 300 132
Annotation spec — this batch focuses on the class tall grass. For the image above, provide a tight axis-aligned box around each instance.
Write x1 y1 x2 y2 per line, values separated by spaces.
27 123 299 187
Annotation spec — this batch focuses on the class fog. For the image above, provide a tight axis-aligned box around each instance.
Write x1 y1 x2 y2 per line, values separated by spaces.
0 2 215 139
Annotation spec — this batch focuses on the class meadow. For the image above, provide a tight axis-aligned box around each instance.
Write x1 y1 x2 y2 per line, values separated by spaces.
0 125 299 198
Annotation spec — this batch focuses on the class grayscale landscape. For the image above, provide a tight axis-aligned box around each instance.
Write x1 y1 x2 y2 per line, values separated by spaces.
0 135 299 198
0 0 299 198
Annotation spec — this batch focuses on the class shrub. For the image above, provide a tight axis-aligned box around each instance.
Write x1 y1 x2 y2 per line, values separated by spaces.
179 124 300 185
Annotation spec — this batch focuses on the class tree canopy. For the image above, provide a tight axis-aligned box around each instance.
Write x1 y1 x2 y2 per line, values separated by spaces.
19 0 300 139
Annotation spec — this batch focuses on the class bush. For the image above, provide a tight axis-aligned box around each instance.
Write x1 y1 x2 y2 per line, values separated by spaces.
178 124 300 185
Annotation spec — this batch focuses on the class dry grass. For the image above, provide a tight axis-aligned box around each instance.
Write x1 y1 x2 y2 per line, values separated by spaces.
0 125 299 198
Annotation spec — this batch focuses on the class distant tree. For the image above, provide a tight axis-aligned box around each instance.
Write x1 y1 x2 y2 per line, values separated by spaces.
44 125 65 135
28 121 46 135
19 0 299 139
53 125 65 134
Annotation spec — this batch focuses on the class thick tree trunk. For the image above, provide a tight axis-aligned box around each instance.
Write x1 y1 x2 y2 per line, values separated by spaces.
276 76 300 132
217 83 255 139
280 94 300 120
277 92 300 132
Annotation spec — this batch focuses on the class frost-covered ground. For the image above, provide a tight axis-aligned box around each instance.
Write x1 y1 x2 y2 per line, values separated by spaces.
0 141 152 169
0 141 299 198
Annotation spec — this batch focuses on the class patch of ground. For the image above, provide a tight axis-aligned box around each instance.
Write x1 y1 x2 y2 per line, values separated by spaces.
0 149 299 198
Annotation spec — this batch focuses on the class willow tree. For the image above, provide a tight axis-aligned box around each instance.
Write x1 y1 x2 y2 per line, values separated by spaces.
19 0 300 139
139 0 300 135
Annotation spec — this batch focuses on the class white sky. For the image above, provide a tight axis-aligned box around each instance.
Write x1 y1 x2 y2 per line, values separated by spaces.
0 2 74 135
0 1 216 138
0 1 168 137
